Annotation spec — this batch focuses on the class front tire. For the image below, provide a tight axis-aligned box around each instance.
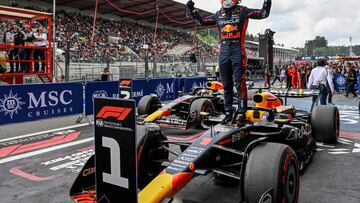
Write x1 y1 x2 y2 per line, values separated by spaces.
311 106 340 143
244 143 300 203
188 98 215 129
137 95 161 116
137 124 168 188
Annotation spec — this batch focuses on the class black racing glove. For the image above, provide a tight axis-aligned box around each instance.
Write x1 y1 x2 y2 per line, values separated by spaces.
186 0 195 11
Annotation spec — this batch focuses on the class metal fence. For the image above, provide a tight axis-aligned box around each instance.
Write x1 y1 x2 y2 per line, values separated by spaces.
57 55 218 82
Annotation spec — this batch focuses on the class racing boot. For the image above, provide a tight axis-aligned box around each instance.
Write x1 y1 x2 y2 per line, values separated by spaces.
234 99 247 125
221 111 233 125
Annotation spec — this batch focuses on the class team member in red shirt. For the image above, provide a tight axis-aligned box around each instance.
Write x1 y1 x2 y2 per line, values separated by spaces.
291 64 299 89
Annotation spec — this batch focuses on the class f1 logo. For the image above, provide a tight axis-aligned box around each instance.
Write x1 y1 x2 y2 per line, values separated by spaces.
96 106 132 121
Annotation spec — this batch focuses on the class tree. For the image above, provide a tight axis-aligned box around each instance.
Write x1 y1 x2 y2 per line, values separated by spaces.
304 36 328 56
313 36 328 48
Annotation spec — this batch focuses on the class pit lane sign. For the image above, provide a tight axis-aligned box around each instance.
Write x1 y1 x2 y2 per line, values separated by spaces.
94 98 137 203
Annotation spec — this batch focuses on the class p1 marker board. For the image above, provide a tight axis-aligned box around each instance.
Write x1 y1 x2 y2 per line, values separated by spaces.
94 98 137 203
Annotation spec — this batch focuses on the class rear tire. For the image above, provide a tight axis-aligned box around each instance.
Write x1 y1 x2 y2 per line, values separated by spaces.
137 124 168 188
244 143 299 203
138 95 161 115
189 98 215 128
311 106 340 143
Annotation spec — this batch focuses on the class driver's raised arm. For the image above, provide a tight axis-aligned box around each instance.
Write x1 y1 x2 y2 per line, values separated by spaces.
187 0 217 26
245 0 272 19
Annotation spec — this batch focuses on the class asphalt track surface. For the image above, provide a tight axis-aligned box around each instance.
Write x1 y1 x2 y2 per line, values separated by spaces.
0 96 359 203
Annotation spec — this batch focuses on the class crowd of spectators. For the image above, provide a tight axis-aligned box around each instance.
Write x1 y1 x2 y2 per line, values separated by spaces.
330 61 359 97
55 10 216 63
2 2 218 65
0 20 48 73
266 61 359 101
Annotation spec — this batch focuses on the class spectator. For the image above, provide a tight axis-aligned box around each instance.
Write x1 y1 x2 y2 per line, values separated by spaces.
326 64 335 105
305 65 312 85
264 64 271 88
4 24 20 73
291 64 299 89
100 67 112 81
287 65 292 88
20 24 35 73
33 27 47 72
271 65 280 86
307 59 334 111
279 65 287 88
299 65 306 88
345 66 358 98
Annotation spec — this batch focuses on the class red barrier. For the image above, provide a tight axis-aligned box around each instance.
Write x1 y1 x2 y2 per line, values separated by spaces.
0 44 48 49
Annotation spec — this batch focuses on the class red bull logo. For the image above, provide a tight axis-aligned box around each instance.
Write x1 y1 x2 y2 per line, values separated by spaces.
221 24 238 33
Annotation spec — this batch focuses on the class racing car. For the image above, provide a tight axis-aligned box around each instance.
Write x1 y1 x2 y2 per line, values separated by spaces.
137 81 254 129
70 88 339 203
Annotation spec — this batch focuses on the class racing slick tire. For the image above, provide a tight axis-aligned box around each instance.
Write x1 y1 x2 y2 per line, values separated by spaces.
311 106 340 144
137 124 168 188
244 143 299 203
189 98 215 128
138 95 161 116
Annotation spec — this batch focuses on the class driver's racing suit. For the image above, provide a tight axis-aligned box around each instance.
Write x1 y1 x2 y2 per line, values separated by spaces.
188 0 271 114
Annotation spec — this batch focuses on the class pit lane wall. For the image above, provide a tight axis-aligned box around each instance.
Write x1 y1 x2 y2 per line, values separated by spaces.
0 77 215 126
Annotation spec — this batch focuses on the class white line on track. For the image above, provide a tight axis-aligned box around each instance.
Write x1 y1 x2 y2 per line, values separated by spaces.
338 138 354 144
316 142 335 148
328 152 349 155
338 140 354 145
328 148 349 151
353 149 360 153
0 123 92 143
0 137 94 165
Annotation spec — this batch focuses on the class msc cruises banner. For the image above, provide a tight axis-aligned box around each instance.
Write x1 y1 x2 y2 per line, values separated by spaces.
147 78 175 101
85 81 119 116
183 77 216 93
333 74 347 91
0 82 83 125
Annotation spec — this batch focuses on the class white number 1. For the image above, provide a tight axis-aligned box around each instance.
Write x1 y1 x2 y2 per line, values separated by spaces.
102 136 129 189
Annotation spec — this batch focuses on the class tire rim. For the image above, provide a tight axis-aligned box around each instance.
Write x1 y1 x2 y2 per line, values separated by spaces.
202 101 214 116
285 160 297 202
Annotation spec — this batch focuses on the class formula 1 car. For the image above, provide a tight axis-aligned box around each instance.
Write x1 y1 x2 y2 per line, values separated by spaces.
137 81 226 129
137 81 254 129
70 88 339 203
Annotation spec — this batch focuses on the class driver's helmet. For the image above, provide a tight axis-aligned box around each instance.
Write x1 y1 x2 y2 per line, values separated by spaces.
197 89 210 96
220 0 240 8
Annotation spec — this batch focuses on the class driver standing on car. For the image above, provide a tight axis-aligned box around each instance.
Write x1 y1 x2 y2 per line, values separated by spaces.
187 0 272 123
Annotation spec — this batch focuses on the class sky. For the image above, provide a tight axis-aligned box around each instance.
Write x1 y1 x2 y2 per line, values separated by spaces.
174 0 360 48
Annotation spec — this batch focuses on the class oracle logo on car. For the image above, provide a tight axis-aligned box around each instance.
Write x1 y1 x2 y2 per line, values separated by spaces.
96 106 132 121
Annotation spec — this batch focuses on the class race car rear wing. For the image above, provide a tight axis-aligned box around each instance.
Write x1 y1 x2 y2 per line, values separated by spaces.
269 88 320 106
269 88 320 98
